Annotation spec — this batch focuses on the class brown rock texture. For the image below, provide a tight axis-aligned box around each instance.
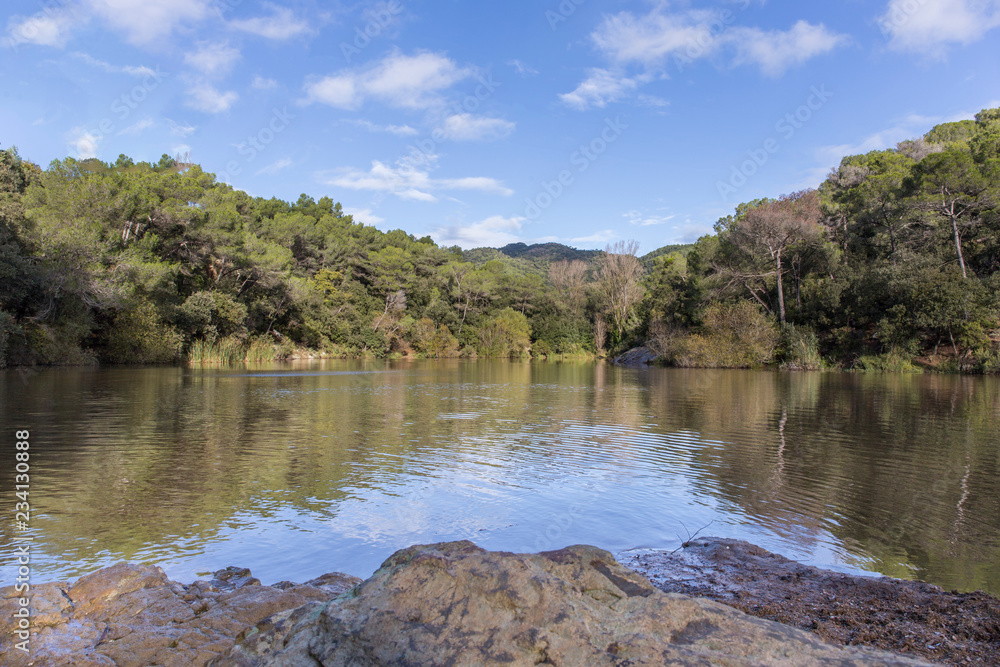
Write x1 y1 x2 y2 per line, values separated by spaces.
620 537 1000 667
215 541 928 666
0 563 361 666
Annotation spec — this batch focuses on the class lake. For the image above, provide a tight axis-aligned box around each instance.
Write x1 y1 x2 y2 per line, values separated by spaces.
1 360 998 595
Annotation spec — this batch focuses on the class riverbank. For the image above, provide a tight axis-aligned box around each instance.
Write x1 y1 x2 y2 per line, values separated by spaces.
3 539 996 665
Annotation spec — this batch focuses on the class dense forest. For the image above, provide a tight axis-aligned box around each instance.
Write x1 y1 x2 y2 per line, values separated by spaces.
0 107 998 371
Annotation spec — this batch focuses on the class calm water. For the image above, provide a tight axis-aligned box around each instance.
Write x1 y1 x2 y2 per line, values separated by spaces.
1 361 998 595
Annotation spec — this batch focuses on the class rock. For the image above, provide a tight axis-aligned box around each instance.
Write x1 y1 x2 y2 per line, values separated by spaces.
0 564 361 667
215 541 929 666
613 345 659 365
621 537 1000 667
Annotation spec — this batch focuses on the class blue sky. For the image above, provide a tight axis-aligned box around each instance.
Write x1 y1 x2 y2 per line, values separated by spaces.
2 1 999 252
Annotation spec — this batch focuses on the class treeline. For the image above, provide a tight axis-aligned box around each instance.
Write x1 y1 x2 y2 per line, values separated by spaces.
0 106 997 371
645 107 1000 373
0 151 624 366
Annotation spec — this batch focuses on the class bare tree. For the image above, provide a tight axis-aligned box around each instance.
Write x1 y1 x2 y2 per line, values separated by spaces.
731 191 822 323
597 240 644 342
593 316 607 353
548 259 588 315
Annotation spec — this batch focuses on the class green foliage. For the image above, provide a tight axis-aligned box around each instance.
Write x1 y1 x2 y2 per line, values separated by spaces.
477 307 531 358
104 300 183 364
2 107 999 372
855 351 923 373
658 302 779 368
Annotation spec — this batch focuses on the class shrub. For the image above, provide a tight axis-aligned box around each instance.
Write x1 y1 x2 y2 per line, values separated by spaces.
664 302 779 368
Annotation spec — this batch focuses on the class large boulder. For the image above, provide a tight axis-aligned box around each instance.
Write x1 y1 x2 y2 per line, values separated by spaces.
0 563 361 666
215 541 928 666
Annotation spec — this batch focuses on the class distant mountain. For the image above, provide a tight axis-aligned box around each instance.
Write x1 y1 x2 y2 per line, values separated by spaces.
497 242 602 263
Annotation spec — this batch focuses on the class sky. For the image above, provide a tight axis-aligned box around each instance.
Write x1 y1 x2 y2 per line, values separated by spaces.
2 1 999 252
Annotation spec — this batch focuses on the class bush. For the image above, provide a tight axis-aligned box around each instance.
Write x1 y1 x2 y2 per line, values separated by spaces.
855 351 922 373
104 300 183 364
660 302 779 368
780 324 822 370
477 308 531 358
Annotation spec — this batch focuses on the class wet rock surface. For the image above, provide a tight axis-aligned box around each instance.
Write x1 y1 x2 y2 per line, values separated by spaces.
620 537 1000 667
214 541 925 666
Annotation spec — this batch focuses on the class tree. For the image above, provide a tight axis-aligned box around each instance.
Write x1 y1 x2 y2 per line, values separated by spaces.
597 240 643 343
727 191 823 323
548 259 588 316
909 147 990 279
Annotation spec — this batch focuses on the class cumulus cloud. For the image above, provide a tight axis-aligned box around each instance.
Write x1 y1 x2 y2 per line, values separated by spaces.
560 68 649 110
561 6 848 107
433 216 525 248
438 114 515 141
69 128 100 159
878 0 1000 53
229 3 311 40
304 51 473 110
185 41 241 77
729 21 850 77
343 207 386 226
185 82 239 113
322 160 513 202
87 0 212 46
4 8 81 48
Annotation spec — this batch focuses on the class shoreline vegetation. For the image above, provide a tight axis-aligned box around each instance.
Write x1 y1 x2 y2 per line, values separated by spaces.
2 106 999 373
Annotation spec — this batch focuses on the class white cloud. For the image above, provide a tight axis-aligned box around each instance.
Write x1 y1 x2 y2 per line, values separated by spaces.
86 0 211 46
252 75 279 90
168 119 196 137
305 51 473 110
593 8 721 65
71 52 156 77
571 230 618 247
438 114 515 141
729 21 849 77
433 216 525 248
4 9 80 48
346 119 420 136
185 82 239 113
508 59 539 76
625 210 677 227
229 3 311 40
185 42 240 77
69 128 100 159
563 6 848 107
560 69 646 110
304 74 360 109
118 118 155 135
878 0 1000 53
323 160 513 202
255 158 293 176
343 207 386 226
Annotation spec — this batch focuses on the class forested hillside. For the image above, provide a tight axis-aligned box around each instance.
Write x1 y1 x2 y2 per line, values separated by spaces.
0 106 997 371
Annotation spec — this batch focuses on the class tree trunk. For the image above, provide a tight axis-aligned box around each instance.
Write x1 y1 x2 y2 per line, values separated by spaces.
950 214 968 279
775 252 786 323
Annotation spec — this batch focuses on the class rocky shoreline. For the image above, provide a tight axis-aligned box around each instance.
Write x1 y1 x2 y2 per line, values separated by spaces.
1 538 995 666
